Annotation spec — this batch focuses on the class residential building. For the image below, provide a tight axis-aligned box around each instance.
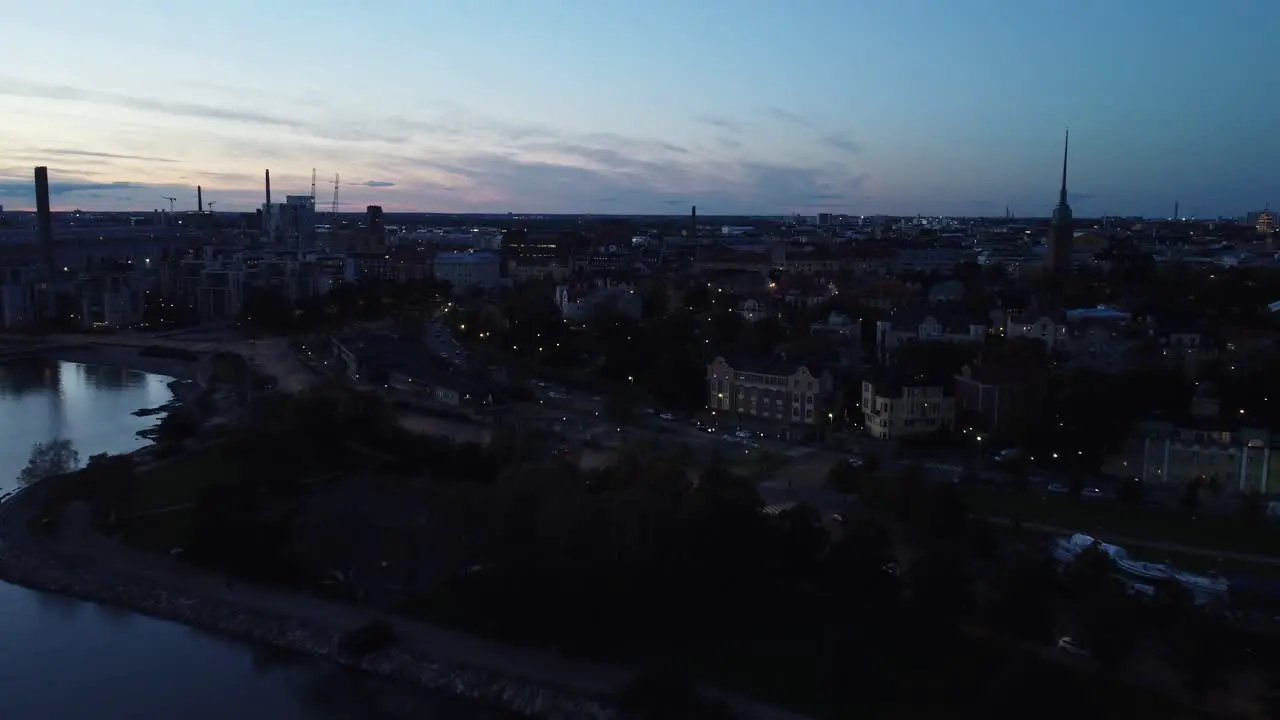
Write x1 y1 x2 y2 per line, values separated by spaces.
349 252 393 281
771 274 837 307
875 309 987 362
1129 419 1278 494
738 297 771 322
388 246 434 282
706 355 834 439
1005 311 1067 352
954 354 1046 437
860 372 956 441
332 331 495 413
810 311 860 338
1154 323 1220 377
848 278 921 311
892 246 976 275
926 279 966 303
433 251 501 292
555 280 642 322
0 265 38 328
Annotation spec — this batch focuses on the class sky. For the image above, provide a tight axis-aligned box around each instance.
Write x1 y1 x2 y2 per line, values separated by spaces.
0 0 1276 217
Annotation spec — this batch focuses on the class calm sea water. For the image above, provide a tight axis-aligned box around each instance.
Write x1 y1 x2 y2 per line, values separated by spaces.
0 358 499 720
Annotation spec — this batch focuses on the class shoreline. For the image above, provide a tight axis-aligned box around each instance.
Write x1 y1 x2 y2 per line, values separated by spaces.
42 345 202 383
0 347 625 717
0 476 620 719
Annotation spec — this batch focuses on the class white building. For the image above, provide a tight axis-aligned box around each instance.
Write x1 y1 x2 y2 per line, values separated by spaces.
860 374 956 441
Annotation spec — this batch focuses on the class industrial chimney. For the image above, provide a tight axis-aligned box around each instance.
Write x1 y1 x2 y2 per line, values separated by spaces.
690 205 697 239
34 166 54 276
264 169 272 205
197 185 203 213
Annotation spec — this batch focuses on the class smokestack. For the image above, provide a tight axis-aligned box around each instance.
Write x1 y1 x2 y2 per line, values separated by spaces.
34 166 54 276
1173 201 1179 221
691 205 697 239
197 185 203 213
265 169 272 205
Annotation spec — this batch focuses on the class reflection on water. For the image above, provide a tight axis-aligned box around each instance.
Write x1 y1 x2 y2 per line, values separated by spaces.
0 358 172 494
0 358 494 719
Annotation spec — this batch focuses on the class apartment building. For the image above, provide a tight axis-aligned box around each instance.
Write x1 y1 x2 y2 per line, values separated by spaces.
810 311 860 338
738 297 772 322
1005 311 1068 351
176 249 355 319
555 280 642 322
433 251 501 292
1155 325 1220 377
1130 421 1278 494
860 372 956 441
875 309 987 362
954 355 1046 438
891 245 976 275
0 265 39 328
706 354 833 438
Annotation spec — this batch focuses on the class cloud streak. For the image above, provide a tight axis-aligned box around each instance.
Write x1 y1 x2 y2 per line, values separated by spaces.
0 79 410 144
0 179 145 198
695 115 747 133
762 105 813 128
823 134 861 154
0 79 876 214
37 148 179 163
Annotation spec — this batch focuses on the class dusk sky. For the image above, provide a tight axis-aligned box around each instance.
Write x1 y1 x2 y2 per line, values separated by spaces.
1 0 1275 217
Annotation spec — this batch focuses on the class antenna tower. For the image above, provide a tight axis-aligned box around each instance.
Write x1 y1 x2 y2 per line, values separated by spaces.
311 168 317 201
331 173 340 217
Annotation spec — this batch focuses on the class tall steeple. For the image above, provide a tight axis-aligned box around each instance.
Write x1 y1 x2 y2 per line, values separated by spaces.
1048 128 1073 276
1058 129 1069 207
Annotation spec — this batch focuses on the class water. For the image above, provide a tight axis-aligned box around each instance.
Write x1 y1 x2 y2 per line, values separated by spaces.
0 358 499 720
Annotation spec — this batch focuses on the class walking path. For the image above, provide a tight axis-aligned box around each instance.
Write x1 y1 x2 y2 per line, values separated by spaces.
0 478 808 720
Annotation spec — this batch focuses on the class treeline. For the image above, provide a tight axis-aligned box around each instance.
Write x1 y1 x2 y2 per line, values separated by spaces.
160 389 1280 716
403 448 1269 716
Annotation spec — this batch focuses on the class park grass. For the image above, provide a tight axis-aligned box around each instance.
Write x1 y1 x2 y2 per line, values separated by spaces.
115 506 197 551
132 444 240 513
964 489 1280 558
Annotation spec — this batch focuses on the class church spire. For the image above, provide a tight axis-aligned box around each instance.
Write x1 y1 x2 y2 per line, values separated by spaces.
1058 128 1070 207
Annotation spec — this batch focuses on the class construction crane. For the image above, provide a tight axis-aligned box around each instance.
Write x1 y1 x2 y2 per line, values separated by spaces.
330 173 340 217
206 201 216 212
161 196 177 213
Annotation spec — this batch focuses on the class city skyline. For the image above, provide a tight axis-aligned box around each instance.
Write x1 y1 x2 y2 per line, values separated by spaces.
1 0 1275 217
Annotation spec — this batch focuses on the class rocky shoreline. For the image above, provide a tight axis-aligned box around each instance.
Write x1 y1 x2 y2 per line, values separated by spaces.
0 479 619 719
